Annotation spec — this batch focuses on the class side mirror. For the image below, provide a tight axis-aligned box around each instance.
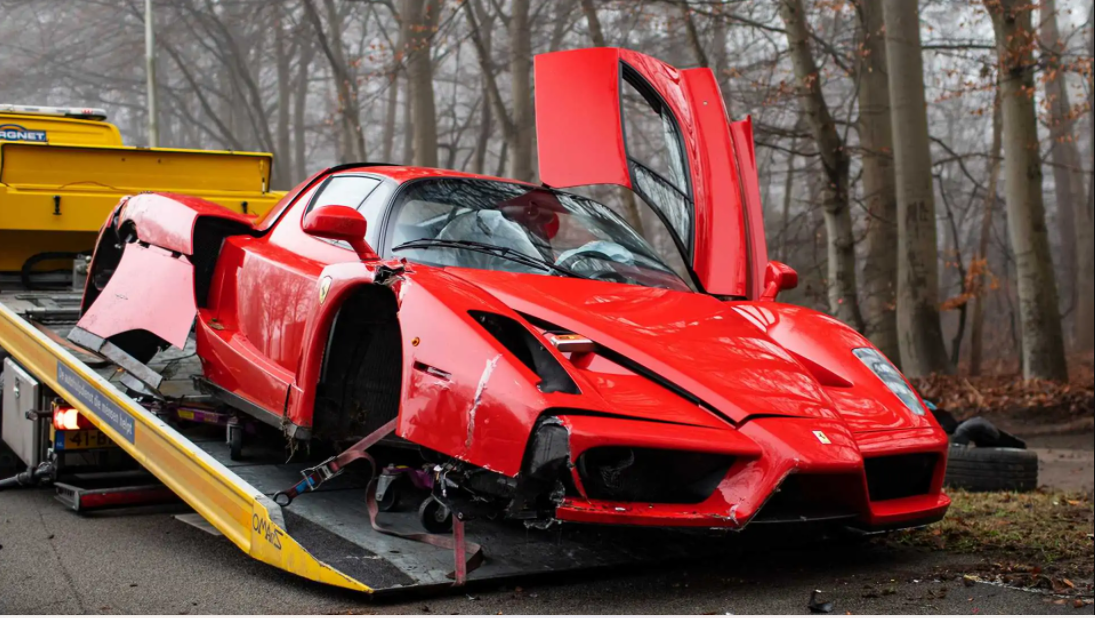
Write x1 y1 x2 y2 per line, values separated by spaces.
760 261 798 302
303 205 376 261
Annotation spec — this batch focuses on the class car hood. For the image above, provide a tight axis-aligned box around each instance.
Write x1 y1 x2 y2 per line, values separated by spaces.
446 269 921 432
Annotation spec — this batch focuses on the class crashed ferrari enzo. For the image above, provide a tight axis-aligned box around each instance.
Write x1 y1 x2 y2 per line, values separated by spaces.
72 48 950 533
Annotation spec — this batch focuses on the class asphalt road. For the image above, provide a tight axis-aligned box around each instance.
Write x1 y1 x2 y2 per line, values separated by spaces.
1 488 1092 615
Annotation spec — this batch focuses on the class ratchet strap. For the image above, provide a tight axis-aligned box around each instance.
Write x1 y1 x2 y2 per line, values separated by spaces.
273 418 398 506
366 480 485 584
271 417 484 584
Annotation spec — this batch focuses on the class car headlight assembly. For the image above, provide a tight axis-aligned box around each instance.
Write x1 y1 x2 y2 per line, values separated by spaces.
853 348 927 416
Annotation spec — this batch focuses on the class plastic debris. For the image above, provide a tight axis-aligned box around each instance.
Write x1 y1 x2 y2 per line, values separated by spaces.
808 591 834 614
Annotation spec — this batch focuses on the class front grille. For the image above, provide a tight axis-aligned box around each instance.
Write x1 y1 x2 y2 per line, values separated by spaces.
865 453 938 502
752 474 861 524
576 447 733 504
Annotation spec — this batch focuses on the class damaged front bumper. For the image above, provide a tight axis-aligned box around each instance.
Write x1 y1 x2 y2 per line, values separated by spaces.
548 415 950 532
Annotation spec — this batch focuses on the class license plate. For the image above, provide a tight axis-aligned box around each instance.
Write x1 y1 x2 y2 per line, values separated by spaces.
56 429 116 451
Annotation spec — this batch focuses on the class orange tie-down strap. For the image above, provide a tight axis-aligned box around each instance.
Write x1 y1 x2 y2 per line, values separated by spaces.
272 418 484 584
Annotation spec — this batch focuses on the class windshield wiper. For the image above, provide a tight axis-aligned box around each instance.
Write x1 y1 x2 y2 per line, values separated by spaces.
392 239 588 280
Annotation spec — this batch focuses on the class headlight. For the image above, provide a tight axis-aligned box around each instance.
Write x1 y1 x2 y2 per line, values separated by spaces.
853 348 927 416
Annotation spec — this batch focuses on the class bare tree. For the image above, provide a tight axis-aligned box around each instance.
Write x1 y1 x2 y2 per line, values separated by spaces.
984 0 1069 380
778 0 866 333
465 1 518 179
302 0 367 162
1082 14 1095 351
882 0 953 377
293 30 316 182
508 0 535 182
5 0 1089 374
854 0 900 364
579 0 606 47
274 3 293 189
381 4 407 164
969 92 1004 377
404 0 440 167
1039 0 1087 340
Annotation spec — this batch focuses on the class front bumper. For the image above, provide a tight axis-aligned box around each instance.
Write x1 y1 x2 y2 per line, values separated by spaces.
551 415 950 531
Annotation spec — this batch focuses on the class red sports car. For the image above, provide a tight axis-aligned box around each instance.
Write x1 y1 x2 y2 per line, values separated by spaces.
72 48 950 533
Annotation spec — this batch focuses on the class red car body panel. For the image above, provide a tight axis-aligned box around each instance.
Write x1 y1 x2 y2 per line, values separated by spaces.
78 243 197 349
123 192 255 255
73 47 950 533
536 48 766 298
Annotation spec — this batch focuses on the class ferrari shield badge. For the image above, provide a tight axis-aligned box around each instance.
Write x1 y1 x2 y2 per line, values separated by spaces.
318 276 332 304
813 431 832 445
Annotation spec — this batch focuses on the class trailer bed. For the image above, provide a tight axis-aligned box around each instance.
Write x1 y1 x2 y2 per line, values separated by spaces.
1 289 741 596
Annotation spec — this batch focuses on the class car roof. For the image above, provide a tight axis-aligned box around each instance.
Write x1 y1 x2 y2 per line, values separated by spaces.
336 165 538 188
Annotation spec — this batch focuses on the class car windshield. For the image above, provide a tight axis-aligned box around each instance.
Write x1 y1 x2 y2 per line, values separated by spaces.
388 178 694 292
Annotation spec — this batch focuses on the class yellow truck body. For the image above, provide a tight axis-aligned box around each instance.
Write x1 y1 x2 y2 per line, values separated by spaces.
1 108 283 273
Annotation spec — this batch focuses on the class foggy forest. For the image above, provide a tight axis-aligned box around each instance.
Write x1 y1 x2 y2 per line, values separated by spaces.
2 0 1092 386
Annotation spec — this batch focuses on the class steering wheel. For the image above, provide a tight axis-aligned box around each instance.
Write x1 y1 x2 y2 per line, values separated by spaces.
556 250 629 283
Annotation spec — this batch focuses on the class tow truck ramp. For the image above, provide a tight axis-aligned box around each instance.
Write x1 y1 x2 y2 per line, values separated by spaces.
1 296 739 596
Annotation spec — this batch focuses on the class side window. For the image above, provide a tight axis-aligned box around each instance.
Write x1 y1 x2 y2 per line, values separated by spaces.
357 182 395 247
305 175 383 250
620 67 693 257
307 175 382 216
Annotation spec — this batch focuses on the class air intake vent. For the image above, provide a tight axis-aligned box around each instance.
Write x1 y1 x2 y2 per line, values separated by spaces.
469 311 579 395
865 454 938 502
577 447 733 504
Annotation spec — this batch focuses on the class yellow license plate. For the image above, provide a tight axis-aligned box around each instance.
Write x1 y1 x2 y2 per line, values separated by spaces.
56 429 116 451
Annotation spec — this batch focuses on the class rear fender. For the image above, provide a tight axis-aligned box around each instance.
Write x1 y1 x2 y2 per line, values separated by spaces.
74 192 255 365
77 243 196 350
120 192 254 255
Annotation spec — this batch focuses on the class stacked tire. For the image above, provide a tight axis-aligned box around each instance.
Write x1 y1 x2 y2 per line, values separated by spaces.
945 445 1039 493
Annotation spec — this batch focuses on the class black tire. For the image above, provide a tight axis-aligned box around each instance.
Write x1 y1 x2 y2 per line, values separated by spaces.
945 446 1038 493
377 479 401 513
227 423 243 461
418 497 453 534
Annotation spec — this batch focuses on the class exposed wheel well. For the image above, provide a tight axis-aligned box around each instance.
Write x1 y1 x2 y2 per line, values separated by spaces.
314 285 403 443
79 210 250 366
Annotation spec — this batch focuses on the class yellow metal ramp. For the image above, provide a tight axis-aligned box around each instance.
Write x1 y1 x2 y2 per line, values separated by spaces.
2 294 739 596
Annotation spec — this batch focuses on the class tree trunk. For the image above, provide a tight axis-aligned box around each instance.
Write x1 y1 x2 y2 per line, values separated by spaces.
274 5 293 190
881 0 953 377
681 3 710 69
1040 0 1084 339
549 0 578 52
1074 8 1095 352
293 34 315 183
779 0 865 333
579 0 607 47
780 143 797 264
472 3 495 175
402 74 414 163
855 0 900 364
303 0 367 162
986 0 1069 381
711 11 731 116
382 7 408 163
509 0 535 182
970 92 1003 377
465 0 518 175
404 0 439 168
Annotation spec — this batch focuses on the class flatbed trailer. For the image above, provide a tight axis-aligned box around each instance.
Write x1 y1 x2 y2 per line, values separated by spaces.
0 289 743 596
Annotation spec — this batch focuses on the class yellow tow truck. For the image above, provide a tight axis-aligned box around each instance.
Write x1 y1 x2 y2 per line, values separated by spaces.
0 104 282 277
